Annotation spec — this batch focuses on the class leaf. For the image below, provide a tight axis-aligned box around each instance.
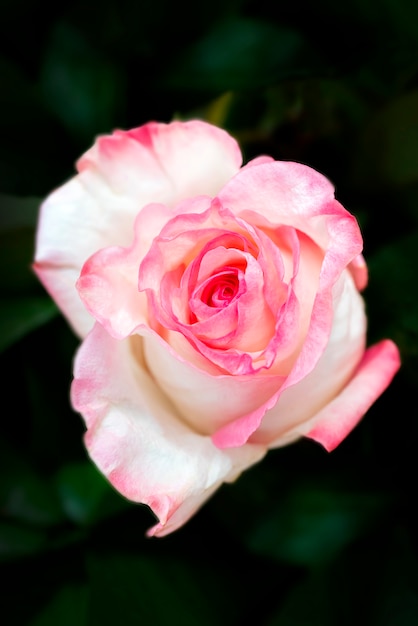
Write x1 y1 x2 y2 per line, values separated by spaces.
0 57 73 195
0 194 59 349
0 446 64 528
40 22 124 142
162 17 324 93
0 297 58 352
245 481 389 568
266 570 333 626
28 584 88 626
87 552 226 626
0 194 40 231
366 232 418 358
369 526 418 626
0 194 43 296
55 462 131 525
354 90 418 187
0 522 46 561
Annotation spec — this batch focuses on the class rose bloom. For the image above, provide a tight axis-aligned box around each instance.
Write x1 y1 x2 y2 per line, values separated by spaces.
34 120 400 537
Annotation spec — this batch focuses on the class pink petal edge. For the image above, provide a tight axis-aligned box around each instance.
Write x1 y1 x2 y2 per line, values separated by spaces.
305 339 401 451
71 323 267 538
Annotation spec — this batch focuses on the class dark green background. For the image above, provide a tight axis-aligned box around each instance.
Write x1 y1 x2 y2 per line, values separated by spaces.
1 1 417 624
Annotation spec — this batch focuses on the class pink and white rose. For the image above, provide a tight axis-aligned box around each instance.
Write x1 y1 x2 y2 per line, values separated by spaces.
34 120 400 537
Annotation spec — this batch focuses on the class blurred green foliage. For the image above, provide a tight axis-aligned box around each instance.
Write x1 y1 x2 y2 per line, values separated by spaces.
1 0 417 624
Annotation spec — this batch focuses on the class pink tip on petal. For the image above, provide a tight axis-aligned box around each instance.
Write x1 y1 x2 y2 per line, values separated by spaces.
349 253 368 292
306 339 401 451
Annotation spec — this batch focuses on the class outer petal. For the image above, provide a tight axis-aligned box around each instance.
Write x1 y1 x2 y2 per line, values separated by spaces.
249 270 368 446
210 163 365 448
218 161 362 274
302 339 400 450
349 253 368 292
77 120 242 202
71 323 266 537
76 196 218 340
33 179 106 338
34 120 242 338
143 330 285 435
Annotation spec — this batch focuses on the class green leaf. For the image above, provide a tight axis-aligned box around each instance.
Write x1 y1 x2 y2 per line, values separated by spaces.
0 194 40 231
28 584 88 626
87 552 224 626
369 526 418 626
56 462 131 525
0 522 46 561
0 441 65 527
0 194 59 349
354 90 418 187
0 227 38 293
0 297 58 352
162 17 323 93
246 482 389 568
0 194 42 295
267 570 333 626
40 22 124 142
0 58 73 195
366 232 418 364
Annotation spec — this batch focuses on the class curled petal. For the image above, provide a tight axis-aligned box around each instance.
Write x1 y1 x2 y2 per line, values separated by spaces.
218 161 364 287
78 120 242 203
34 120 243 338
71 324 266 537
349 253 368 291
249 271 368 446
143 330 285 435
303 339 401 451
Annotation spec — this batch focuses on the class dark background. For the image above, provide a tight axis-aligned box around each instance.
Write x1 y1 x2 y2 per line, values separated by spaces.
1 0 417 624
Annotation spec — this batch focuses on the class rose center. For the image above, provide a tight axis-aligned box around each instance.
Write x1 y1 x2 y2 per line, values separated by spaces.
200 270 240 308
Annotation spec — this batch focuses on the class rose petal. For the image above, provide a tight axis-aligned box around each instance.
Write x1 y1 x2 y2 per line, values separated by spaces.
34 121 242 338
249 270 368 445
33 263 93 339
71 323 266 537
33 178 111 338
208 163 365 447
348 253 368 291
302 339 401 451
218 161 363 286
142 330 285 435
210 283 338 448
76 242 149 339
78 120 242 202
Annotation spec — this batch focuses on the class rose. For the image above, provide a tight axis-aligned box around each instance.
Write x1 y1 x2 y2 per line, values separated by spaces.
34 120 400 537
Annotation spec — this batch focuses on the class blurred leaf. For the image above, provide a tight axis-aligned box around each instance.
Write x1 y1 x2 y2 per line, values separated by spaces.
0 194 40 231
0 522 46 561
40 22 125 142
199 91 235 128
162 17 324 93
56 462 130 525
246 482 389 568
0 56 74 195
354 90 418 186
87 552 224 626
0 195 59 348
379 0 418 43
0 227 38 293
0 297 58 352
0 195 44 295
0 441 64 527
28 584 88 626
267 518 418 625
267 570 333 626
367 232 418 358
370 525 418 626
